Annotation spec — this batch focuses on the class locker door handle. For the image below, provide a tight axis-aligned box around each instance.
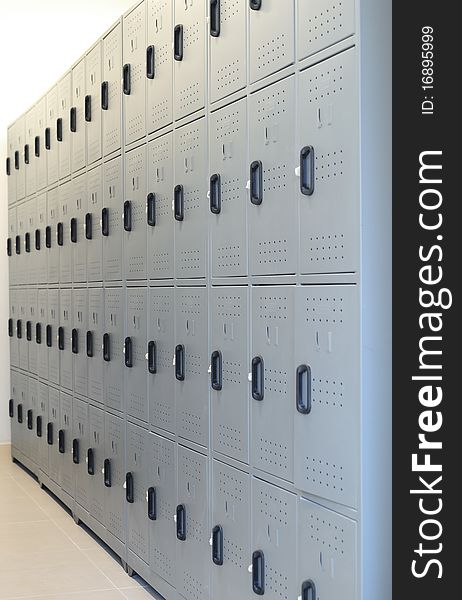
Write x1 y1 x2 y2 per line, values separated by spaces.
70 107 77 132
85 95 92 122
57 118 63 142
17 319 22 339
73 438 80 464
251 356 264 401
7 238 12 256
296 365 312 414
147 193 156 226
47 422 53 445
174 185 184 222
15 235 21 254
58 429 65 454
211 351 222 391
85 213 93 239
146 45 155 79
252 550 265 595
210 0 221 37
250 0 262 10
148 487 157 520
45 127 51 150
35 135 40 157
72 328 79 354
104 459 112 487
103 333 110 362
301 580 316 600
27 409 33 430
123 64 131 95
25 232 31 253
123 200 132 232
6 157 10 176
212 525 224 565
124 337 133 368
35 228 41 250
101 81 109 110
174 25 184 61
14 150 19 169
36 323 42 344
70 217 78 243
126 472 134 503
176 504 186 540
86 331 94 357
101 208 109 236
210 174 221 214
57 222 64 246
300 146 315 196
175 344 185 381
9 399 14 419
250 161 263 205
8 318 13 337
17 404 23 424
24 144 30 164
36 415 42 437
26 320 32 341
58 326 65 350
87 448 95 475
148 341 157 374
46 325 52 347
45 226 52 248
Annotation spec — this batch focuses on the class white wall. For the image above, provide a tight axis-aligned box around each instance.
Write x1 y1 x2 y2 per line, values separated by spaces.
0 0 136 443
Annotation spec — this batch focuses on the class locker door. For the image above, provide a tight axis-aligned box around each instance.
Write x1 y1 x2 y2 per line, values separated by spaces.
71 58 86 173
36 193 48 285
26 196 38 285
16 203 26 286
176 446 209 600
26 377 39 461
251 287 294 482
72 172 87 283
37 381 49 473
57 72 72 180
294 285 359 508
10 371 21 451
102 23 122 156
35 97 48 192
209 98 248 277
58 180 73 284
8 207 17 287
147 132 174 280
59 288 73 391
211 461 251 600
103 156 123 281
59 392 74 496
48 386 61 484
7 125 17 205
104 412 126 541
86 42 102 165
124 144 147 279
15 116 26 201
18 292 28 372
175 287 209 447
17 375 27 455
37 290 48 380
126 423 149 563
46 86 59 185
249 76 297 276
174 118 207 279
87 165 103 282
298 49 360 275
27 288 38 376
125 288 148 422
25 107 37 196
88 288 104 404
173 0 206 120
249 0 294 83
147 0 173 133
47 187 59 284
148 287 175 434
73 397 90 510
211 287 249 463
103 287 124 412
73 288 88 398
123 1 147 145
251 478 297 600
210 0 246 103
89 405 105 525
148 432 177 586
298 498 357 600
48 289 60 386
9 289 19 368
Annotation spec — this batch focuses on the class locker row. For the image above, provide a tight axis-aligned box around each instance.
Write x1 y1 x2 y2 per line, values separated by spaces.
9 370 357 600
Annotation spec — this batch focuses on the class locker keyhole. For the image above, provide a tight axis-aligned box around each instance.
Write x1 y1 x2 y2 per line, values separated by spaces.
112 440 115 451
266 325 271 344
134 452 137 463
267 524 271 540
91 73 95 85
157 466 160 478
108 57 112 70
157 317 161 331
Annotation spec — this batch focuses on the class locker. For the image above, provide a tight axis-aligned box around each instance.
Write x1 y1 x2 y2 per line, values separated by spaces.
73 397 90 510
71 58 86 173
47 187 60 284
18 291 28 371
173 0 206 120
46 85 59 185
103 287 124 412
298 49 360 275
16 374 28 455
298 497 357 600
124 144 147 279
211 287 249 463
27 377 39 463
174 118 208 279
16 202 27 286
7 207 17 287
47 289 60 386
148 432 177 586
176 446 210 600
58 180 73 284
147 132 174 280
57 72 72 179
89 405 105 525
59 391 74 496
148 287 175 433
27 288 38 376
36 193 48 284
123 1 147 145
251 286 295 482
102 155 123 281
175 287 209 447
26 196 38 285
147 0 173 133
9 371 21 452
59 288 73 391
7 125 17 205
209 98 248 277
249 76 297 276
15 116 26 201
88 288 104 404
86 42 102 165
72 172 87 283
125 288 148 422
249 0 295 83
251 478 297 600
37 381 49 474
87 165 103 281
104 412 126 541
35 97 48 191
73 288 88 398
102 22 122 156
48 385 61 484
37 290 48 380
126 423 149 563
25 107 37 196
9 289 19 368
211 461 251 600
209 0 247 103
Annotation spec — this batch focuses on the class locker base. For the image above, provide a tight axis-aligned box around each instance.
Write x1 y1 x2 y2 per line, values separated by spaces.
11 446 39 478
127 550 177 600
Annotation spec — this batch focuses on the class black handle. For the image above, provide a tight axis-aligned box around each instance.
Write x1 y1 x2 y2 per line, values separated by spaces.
17 404 23 423
174 185 184 221
251 356 264 401
27 409 33 430
8 318 13 337
6 157 10 176
123 200 132 232
123 64 131 95
70 217 77 243
211 350 223 391
176 504 186 540
16 319 22 339
70 107 77 132
35 135 40 157
35 228 41 250
9 399 14 418
86 331 94 357
57 222 64 246
26 320 32 341
126 472 134 503
210 174 221 214
73 438 80 464
148 341 157 374
175 344 185 381
47 422 53 445
45 225 51 248
250 0 262 9
103 333 110 362
45 127 51 150
147 45 155 79
250 160 263 205
210 0 221 37
85 212 92 239
212 525 224 566
102 208 109 236
7 238 12 256
174 25 184 61
252 550 265 595
104 458 112 487
72 328 79 354
46 324 52 347
58 326 65 350
25 232 31 253
57 118 63 142
14 151 19 169
58 429 65 454
101 81 109 110
87 448 95 475
24 144 30 164
36 322 42 344
147 193 156 226
296 364 312 414
301 580 316 600
15 235 21 254
36 415 42 437
124 337 133 368
85 95 92 122
148 487 157 520
300 146 315 196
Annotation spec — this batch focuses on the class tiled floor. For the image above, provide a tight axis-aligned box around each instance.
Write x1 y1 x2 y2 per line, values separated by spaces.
0 444 161 600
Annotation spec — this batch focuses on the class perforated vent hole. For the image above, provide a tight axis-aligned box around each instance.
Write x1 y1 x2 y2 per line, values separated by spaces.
316 150 344 180
305 296 344 324
306 2 346 44
307 513 345 555
257 34 287 70
305 458 345 493
306 66 344 102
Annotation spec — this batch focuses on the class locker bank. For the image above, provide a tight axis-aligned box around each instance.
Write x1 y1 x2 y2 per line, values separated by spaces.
4 1 391 599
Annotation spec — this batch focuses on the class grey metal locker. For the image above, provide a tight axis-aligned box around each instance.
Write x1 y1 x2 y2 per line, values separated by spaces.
71 58 86 173
298 497 357 600
298 48 360 275
89 405 105 525
47 187 60 284
9 371 21 452
35 96 48 192
72 172 87 283
102 155 123 281
57 72 72 180
7 125 17 206
88 287 104 404
251 478 297 600
73 288 88 398
87 165 103 282
249 0 295 83
176 446 210 600
209 0 247 103
27 288 38 376
27 377 39 463
73 397 90 510
126 423 149 563
175 287 209 447
48 385 61 485
249 76 297 276
25 107 37 196
59 288 73 391
148 287 175 433
125 288 148 422
211 287 249 463
102 22 122 156
103 287 124 412
37 381 49 473
173 0 206 120
104 412 126 541
59 391 74 496
251 286 295 482
209 98 248 277
9 289 19 368
18 292 28 372
147 0 173 133
15 116 26 201
148 432 177 586
48 289 60 385
37 290 48 380
26 196 38 285
36 193 48 285
16 374 27 456
86 42 102 165
16 202 27 286
211 460 251 600
123 1 147 145
147 132 174 280
58 180 73 284
46 85 59 185
124 144 147 279
174 118 208 279
7 207 17 287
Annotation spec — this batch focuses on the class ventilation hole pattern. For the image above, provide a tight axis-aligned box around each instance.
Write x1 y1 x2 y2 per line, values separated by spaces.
258 239 288 265
218 468 244 503
305 296 344 324
305 457 344 493
316 150 345 181
184 187 201 212
180 249 201 271
127 112 144 139
179 82 200 111
265 368 288 395
216 59 242 93
180 409 203 439
305 65 344 103
217 245 242 269
128 255 145 275
258 437 289 474
150 98 170 130
306 512 345 555
214 108 243 140
257 34 287 71
186 352 202 377
264 163 288 192
267 565 289 600
257 295 288 320
151 546 173 581
223 360 243 385
256 88 288 123
305 2 346 46
221 176 242 205
306 234 345 264
182 571 203 600
217 424 243 454
151 294 172 314
258 487 289 524
313 378 344 408
152 400 173 429
216 295 242 319
180 295 202 316
224 537 246 568
179 127 200 152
